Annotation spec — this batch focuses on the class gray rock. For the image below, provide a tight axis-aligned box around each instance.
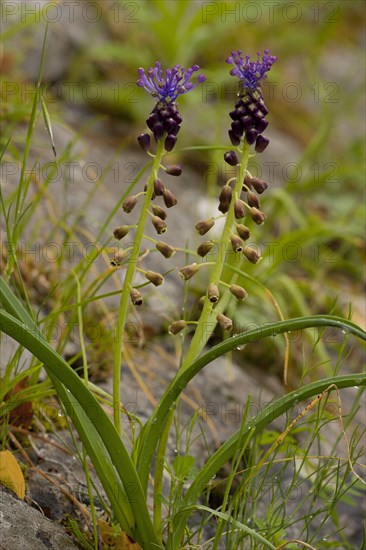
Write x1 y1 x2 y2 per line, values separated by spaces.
0 487 81 549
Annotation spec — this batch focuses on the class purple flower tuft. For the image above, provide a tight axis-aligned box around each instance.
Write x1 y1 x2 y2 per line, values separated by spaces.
226 50 276 155
137 62 206 103
226 50 277 91
137 62 205 152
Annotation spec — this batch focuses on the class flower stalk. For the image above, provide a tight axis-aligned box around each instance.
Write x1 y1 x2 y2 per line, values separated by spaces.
113 139 166 433
180 140 251 371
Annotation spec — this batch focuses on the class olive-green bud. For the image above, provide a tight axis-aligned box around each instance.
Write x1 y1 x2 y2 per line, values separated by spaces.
130 288 143 306
152 205 167 220
229 284 248 301
113 225 129 240
243 246 262 264
122 195 138 213
234 199 246 219
208 283 220 303
216 313 233 332
156 241 175 258
197 240 214 258
250 207 266 225
230 234 244 252
195 218 215 235
247 191 260 208
145 270 164 287
110 249 128 266
152 215 167 234
179 263 200 280
168 320 187 335
163 188 177 208
153 178 165 196
236 224 251 241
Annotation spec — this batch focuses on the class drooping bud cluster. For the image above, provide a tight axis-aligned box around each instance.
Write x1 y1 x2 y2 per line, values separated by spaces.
145 102 182 152
228 90 270 151
226 50 277 151
137 62 205 152
112 176 180 305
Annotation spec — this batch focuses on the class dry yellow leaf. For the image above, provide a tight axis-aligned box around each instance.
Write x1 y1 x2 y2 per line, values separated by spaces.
0 450 25 499
98 519 142 549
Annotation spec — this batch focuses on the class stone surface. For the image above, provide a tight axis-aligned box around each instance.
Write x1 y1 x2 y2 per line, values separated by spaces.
0 487 81 550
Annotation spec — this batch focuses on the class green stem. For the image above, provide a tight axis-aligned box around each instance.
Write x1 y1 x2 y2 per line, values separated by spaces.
145 145 249 505
113 139 166 433
74 272 98 549
180 141 250 372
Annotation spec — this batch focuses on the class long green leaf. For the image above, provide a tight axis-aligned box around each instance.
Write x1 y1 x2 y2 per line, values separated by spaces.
136 316 366 493
0 277 135 531
0 279 161 549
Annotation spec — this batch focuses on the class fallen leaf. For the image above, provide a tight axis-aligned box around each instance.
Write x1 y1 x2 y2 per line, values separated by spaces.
0 450 25 499
98 519 142 549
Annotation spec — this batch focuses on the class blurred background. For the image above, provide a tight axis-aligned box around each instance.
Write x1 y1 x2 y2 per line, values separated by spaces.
1 0 365 381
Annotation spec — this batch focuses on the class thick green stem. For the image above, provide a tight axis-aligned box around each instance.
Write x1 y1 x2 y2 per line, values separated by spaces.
145 143 250 505
180 141 251 372
113 140 166 433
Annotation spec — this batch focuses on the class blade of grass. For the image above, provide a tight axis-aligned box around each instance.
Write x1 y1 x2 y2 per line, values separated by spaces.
136 315 366 493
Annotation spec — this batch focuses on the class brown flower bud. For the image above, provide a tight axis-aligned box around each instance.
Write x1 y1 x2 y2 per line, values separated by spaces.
168 320 187 335
113 225 129 240
179 263 200 280
122 195 138 213
216 313 233 332
144 183 155 200
218 186 233 214
110 249 128 266
195 218 215 235
229 284 248 301
165 165 182 176
152 215 167 234
224 150 239 166
153 178 165 196
137 133 151 152
230 234 244 252
247 191 260 208
130 288 143 306
208 283 220 303
156 241 175 258
243 246 262 264
163 188 177 208
250 207 266 225
152 204 167 220
197 296 205 310
236 224 251 241
145 270 164 286
244 175 268 194
197 240 214 258
234 199 246 219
